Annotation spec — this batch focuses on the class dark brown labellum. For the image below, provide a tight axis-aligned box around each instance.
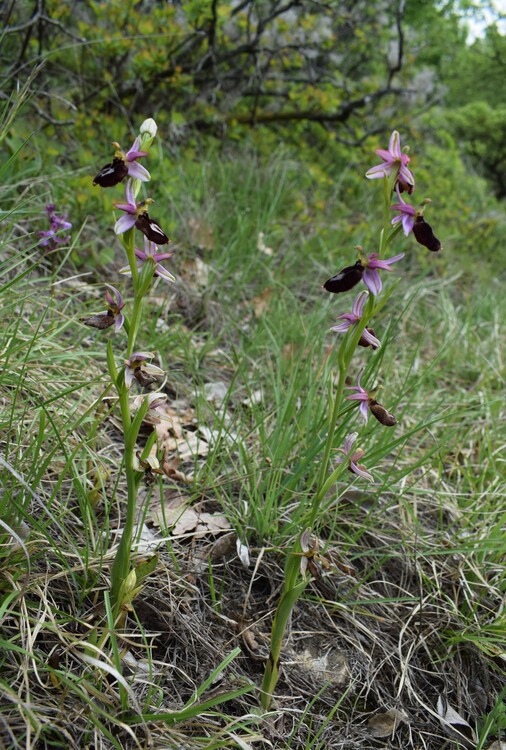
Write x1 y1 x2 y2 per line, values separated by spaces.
134 369 160 387
396 178 414 195
413 216 441 252
324 261 364 293
82 311 115 330
93 158 128 187
307 558 322 578
358 328 379 349
135 212 169 244
369 399 397 426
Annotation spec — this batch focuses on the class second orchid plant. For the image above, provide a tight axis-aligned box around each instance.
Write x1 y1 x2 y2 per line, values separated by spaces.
261 130 441 708
87 119 174 617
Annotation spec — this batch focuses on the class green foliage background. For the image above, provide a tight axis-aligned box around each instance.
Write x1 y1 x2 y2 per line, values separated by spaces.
2 0 506 271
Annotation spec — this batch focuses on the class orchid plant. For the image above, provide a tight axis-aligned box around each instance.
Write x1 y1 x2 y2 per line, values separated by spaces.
88 118 174 618
261 130 441 709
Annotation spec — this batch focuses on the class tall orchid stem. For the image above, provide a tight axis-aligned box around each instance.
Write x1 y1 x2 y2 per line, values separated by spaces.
122 227 139 288
109 267 150 610
109 389 137 606
261 173 401 710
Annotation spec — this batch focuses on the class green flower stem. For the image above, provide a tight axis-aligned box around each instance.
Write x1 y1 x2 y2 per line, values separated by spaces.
109 386 137 605
260 578 308 709
261 177 401 708
109 274 151 607
125 294 144 359
122 227 138 289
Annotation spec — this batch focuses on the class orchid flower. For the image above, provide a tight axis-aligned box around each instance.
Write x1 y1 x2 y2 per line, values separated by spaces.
114 181 169 244
39 203 72 247
124 352 164 388
361 251 404 295
346 369 370 422
132 392 168 424
120 237 175 282
336 432 374 482
324 250 403 297
366 130 415 192
330 291 380 348
93 137 150 187
83 284 125 331
346 370 397 426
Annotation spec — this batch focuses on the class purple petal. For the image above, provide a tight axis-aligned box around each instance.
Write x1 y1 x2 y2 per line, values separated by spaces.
155 264 176 282
104 283 123 307
114 214 137 234
114 312 125 332
362 268 382 296
368 253 405 270
126 150 148 161
388 130 401 158
330 321 352 333
365 164 392 179
350 461 374 482
398 165 415 185
127 162 151 181
361 328 381 349
343 433 358 455
125 180 135 206
347 392 368 402
401 214 415 236
359 401 369 422
152 252 173 262
375 148 393 161
129 352 152 362
352 290 368 318
114 201 137 213
126 137 148 161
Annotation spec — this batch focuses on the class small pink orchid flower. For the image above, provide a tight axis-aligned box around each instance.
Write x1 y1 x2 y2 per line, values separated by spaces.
93 136 150 187
114 181 169 244
124 352 164 388
330 291 380 349
361 251 404 296
366 130 415 191
120 237 175 283
336 432 374 482
346 370 397 426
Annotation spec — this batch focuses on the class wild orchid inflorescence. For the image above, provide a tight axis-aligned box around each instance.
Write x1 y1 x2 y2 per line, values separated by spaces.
89 118 173 617
261 130 442 709
39 203 72 250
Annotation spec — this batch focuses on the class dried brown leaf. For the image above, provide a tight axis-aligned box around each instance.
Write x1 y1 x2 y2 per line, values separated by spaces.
437 696 476 748
150 494 230 537
367 709 408 738
249 288 273 318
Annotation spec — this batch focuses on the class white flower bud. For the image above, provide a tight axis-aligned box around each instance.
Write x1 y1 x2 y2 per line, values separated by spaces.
139 118 158 152
140 118 157 138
